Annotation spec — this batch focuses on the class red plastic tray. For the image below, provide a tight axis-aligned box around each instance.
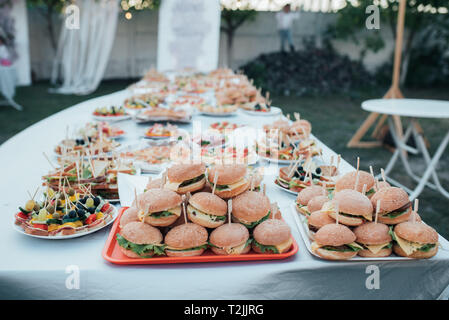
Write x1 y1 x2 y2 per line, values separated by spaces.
102 207 299 265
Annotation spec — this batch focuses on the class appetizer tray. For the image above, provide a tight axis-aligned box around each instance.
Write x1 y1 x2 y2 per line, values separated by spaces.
200 111 238 117
92 114 131 122
13 206 118 240
240 106 282 117
289 204 412 261
102 207 299 265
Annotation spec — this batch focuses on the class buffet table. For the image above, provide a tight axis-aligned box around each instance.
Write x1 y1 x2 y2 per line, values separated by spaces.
1 90 449 300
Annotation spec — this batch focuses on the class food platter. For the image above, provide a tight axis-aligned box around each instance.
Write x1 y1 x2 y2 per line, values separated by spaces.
289 204 413 261
200 110 238 117
13 206 118 240
92 114 131 122
102 207 299 265
274 182 299 196
240 106 282 117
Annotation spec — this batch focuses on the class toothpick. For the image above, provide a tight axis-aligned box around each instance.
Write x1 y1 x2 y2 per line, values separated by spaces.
161 172 167 188
228 199 232 224
32 186 39 200
250 176 255 191
375 200 380 224
356 157 360 172
336 155 341 172
354 171 360 191
330 155 334 167
381 168 386 183
212 171 219 195
43 152 56 170
273 202 278 219
375 178 379 191
182 201 187 224
362 184 367 195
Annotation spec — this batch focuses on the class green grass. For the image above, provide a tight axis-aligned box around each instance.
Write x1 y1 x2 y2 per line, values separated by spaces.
1 81 449 238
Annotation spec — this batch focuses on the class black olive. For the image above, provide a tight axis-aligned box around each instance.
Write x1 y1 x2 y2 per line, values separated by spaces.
88 207 96 214
297 166 304 172
299 176 305 181
316 167 322 174
293 171 300 178
76 203 84 210
254 104 261 110
77 209 86 218
69 210 77 218
94 197 100 206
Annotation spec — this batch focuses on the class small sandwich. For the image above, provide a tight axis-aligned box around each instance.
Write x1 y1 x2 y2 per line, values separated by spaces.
354 222 393 257
335 171 375 196
392 221 439 259
252 219 293 254
165 163 206 194
324 189 373 226
137 189 183 227
164 223 209 257
307 195 329 214
370 187 412 225
116 221 165 258
187 192 227 228
311 224 363 260
119 206 140 228
207 164 250 199
209 223 251 255
295 186 327 216
307 210 335 238
232 191 271 228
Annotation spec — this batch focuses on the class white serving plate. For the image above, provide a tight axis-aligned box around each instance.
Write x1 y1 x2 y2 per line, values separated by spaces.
200 110 238 117
92 114 131 122
273 181 299 196
240 106 282 117
13 206 118 240
288 204 414 261
258 155 298 165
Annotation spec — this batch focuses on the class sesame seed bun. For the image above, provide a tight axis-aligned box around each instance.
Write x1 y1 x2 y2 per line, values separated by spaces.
296 186 327 206
333 189 373 218
394 221 439 244
308 210 335 230
313 246 358 260
138 189 182 214
189 192 227 216
377 207 412 225
142 214 179 227
307 195 329 213
119 206 140 228
232 191 270 224
315 224 356 246
176 177 206 194
335 171 375 193
358 247 392 258
146 178 163 190
164 222 208 254
253 219 291 246
213 179 250 199
208 164 247 185
328 212 365 226
377 181 391 189
119 222 163 258
354 222 392 245
408 211 422 223
393 244 438 259
371 187 410 214
209 223 249 249
167 163 206 183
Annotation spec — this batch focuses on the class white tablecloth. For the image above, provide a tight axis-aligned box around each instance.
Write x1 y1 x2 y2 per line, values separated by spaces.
1 90 449 300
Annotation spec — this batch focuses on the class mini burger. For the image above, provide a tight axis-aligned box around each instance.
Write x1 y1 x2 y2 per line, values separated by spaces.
137 189 183 227
306 195 329 214
119 206 140 228
116 221 165 258
209 223 251 255
187 192 227 228
164 223 209 257
307 210 335 236
207 164 250 199
232 191 271 228
335 171 375 196
353 222 393 257
324 189 373 226
252 219 292 254
295 186 327 216
165 163 206 194
370 187 412 225
392 221 439 259
311 224 362 260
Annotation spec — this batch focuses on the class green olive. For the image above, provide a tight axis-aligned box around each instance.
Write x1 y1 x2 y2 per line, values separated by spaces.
25 200 35 212
33 203 41 211
47 205 55 214
68 188 75 196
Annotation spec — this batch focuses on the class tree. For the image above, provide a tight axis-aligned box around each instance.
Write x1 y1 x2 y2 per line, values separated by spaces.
27 0 68 52
328 0 449 85
221 8 257 67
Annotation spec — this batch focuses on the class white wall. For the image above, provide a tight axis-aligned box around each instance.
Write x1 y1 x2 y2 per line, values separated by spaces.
11 0 31 85
27 9 395 81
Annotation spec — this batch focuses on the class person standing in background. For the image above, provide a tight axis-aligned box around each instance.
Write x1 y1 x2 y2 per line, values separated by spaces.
276 4 300 53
